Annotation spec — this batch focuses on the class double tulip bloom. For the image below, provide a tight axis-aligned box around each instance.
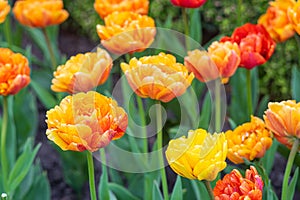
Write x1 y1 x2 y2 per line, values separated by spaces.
264 100 300 149
214 166 264 200
258 0 296 42
226 116 273 164
170 0 207 8
97 11 156 55
0 48 30 96
94 0 149 19
0 0 10 24
51 48 112 94
185 41 240 84
287 0 300 35
13 0 69 28
121 53 194 102
221 23 276 69
165 129 227 181
46 91 128 152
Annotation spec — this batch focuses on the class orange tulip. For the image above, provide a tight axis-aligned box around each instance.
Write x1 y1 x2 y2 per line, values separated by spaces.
0 0 10 24
226 116 273 164
121 52 194 102
94 0 149 19
214 166 263 200
46 91 128 152
258 0 295 42
0 48 30 96
184 41 240 83
51 48 112 94
96 11 156 55
288 1 300 35
264 100 300 149
13 0 69 28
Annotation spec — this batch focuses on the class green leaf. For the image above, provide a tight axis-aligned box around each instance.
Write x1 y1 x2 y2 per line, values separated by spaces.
287 167 299 200
191 180 210 200
30 80 57 109
22 171 50 200
198 92 212 130
98 166 110 200
7 140 41 193
256 95 269 118
260 140 279 175
108 183 140 200
152 181 163 200
291 66 300 101
190 9 202 44
170 176 182 200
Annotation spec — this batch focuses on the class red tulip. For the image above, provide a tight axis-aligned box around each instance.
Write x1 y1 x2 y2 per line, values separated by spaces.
170 0 207 8
221 23 276 70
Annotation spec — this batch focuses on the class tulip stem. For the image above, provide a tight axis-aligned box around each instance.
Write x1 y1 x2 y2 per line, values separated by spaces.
204 181 215 200
42 28 57 70
4 16 12 48
214 79 221 132
282 139 299 200
246 70 252 118
182 8 190 50
137 96 148 153
87 151 97 200
1 96 8 191
156 101 169 200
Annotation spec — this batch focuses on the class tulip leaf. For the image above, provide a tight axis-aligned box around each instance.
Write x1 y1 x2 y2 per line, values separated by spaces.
108 183 140 200
170 176 182 200
198 92 212 130
152 181 163 200
98 162 110 200
191 180 210 200
291 66 300 102
190 9 202 44
251 67 259 113
287 167 299 200
30 80 57 109
7 139 41 193
260 140 279 175
256 95 269 119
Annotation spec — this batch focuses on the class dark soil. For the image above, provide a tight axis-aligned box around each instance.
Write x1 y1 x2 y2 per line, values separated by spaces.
34 30 300 200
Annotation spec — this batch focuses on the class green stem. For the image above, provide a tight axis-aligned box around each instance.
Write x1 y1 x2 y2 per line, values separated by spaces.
214 80 221 132
182 8 190 50
42 28 57 70
246 70 252 118
1 96 8 191
204 181 215 200
237 0 243 26
156 102 169 200
87 151 97 200
137 96 148 153
281 139 299 200
4 16 12 48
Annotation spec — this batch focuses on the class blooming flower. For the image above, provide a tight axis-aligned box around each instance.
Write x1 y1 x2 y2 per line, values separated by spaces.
185 41 240 84
264 100 300 149
121 52 194 102
94 0 149 19
0 0 10 24
226 116 273 164
170 0 207 8
288 0 300 35
258 0 295 42
214 166 263 200
96 11 156 54
46 91 128 152
165 129 227 181
221 23 276 69
51 48 112 94
13 0 69 28
0 48 30 96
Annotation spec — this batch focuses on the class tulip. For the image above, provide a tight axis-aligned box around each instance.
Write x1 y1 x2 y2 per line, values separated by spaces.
170 0 207 8
94 0 148 19
0 48 30 96
121 52 194 102
46 91 128 152
51 48 112 94
258 0 295 42
165 129 227 181
226 116 273 164
0 0 10 24
97 11 156 54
